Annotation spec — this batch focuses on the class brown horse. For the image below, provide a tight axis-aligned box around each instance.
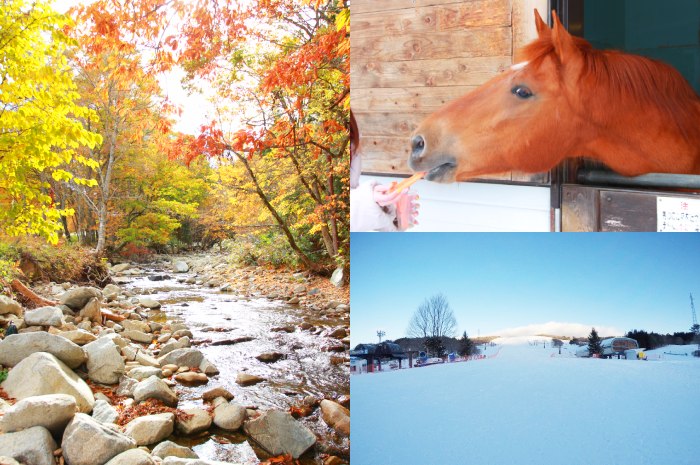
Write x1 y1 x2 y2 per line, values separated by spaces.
408 10 700 182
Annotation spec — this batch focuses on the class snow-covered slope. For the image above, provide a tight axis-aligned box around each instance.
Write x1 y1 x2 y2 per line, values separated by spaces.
351 341 700 465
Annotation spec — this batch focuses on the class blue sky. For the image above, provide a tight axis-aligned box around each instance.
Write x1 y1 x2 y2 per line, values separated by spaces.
350 233 700 344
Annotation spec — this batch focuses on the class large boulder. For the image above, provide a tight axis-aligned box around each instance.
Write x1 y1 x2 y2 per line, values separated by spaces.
104 449 156 465
319 399 349 436
59 329 97 345
0 295 22 317
123 413 174 446
79 297 102 323
162 459 234 465
1 352 95 412
0 394 77 435
175 408 212 435
23 306 63 327
62 413 136 465
243 410 316 459
158 348 203 367
138 298 161 309
121 319 150 333
173 261 189 273
212 399 246 431
59 287 102 311
0 426 57 465
92 399 119 424
133 376 179 407
128 366 162 381
151 441 198 459
121 330 153 344
0 332 87 368
158 337 190 357
85 337 125 384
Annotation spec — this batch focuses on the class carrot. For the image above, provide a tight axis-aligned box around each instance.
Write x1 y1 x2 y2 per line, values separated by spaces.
389 171 426 193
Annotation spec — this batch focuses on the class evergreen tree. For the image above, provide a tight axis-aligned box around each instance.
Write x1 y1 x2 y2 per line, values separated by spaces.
588 327 602 357
458 331 476 357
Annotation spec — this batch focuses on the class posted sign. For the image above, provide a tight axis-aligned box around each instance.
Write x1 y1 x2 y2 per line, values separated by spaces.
657 197 700 232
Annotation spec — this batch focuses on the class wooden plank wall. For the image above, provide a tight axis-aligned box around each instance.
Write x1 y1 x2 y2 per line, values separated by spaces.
351 0 548 183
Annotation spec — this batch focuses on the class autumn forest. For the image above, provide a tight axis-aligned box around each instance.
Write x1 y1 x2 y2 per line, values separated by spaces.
0 0 349 275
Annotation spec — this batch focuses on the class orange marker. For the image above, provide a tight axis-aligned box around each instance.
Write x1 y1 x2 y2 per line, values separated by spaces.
389 171 426 193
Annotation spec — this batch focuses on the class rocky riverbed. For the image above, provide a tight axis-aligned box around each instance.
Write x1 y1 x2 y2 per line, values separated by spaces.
0 253 349 465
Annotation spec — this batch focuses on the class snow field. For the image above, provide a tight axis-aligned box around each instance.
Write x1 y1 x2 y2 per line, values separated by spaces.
351 341 700 465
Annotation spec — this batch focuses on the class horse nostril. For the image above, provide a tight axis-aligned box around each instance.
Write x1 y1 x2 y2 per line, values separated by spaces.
411 135 425 159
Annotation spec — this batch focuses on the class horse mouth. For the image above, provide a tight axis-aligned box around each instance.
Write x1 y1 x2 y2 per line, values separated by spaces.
424 161 457 183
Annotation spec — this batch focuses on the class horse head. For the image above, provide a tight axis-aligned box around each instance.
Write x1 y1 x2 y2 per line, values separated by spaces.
409 10 700 181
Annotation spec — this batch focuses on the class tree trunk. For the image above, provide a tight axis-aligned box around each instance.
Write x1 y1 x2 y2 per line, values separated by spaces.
233 150 316 270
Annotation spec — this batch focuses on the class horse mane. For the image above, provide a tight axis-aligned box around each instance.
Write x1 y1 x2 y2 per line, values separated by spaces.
522 34 700 137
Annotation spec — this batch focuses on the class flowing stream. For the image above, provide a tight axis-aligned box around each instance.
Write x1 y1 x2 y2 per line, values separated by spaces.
123 265 349 464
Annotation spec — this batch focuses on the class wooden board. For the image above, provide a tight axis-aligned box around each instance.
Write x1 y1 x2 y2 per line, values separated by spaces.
351 55 511 89
351 27 512 62
353 0 474 15
353 0 511 38
351 86 477 113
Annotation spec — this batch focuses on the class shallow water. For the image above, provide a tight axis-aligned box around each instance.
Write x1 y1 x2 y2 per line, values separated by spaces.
123 267 349 463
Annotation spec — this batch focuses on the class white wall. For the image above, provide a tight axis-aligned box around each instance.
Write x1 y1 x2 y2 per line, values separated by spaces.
361 175 552 232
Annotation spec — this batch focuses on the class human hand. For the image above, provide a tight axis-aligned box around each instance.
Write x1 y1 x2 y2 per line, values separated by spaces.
396 191 420 230
373 183 404 207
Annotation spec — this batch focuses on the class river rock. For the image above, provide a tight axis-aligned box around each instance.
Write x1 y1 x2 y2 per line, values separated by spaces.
175 372 208 384
213 400 246 431
320 399 349 436
104 449 156 465
23 306 63 327
236 373 265 386
175 408 212 435
243 410 316 459
202 386 234 402
85 337 125 384
159 347 202 367
0 426 57 465
129 366 163 381
103 283 122 295
256 352 284 363
121 319 151 333
59 287 102 311
159 337 190 357
0 295 22 317
173 261 189 273
152 440 199 459
123 412 175 446
92 399 119 424
122 330 153 344
62 413 136 465
1 352 95 413
162 459 233 465
0 332 87 368
80 297 102 323
133 376 179 406
136 350 160 367
116 376 139 397
111 263 131 273
59 329 98 345
330 267 344 287
0 394 77 435
139 298 161 309
0 457 21 465
328 328 347 339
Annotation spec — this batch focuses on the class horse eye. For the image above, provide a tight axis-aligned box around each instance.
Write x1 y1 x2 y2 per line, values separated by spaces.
512 86 533 99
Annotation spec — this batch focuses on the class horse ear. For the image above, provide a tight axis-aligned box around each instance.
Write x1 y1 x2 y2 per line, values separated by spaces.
534 9 549 37
551 10 579 64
